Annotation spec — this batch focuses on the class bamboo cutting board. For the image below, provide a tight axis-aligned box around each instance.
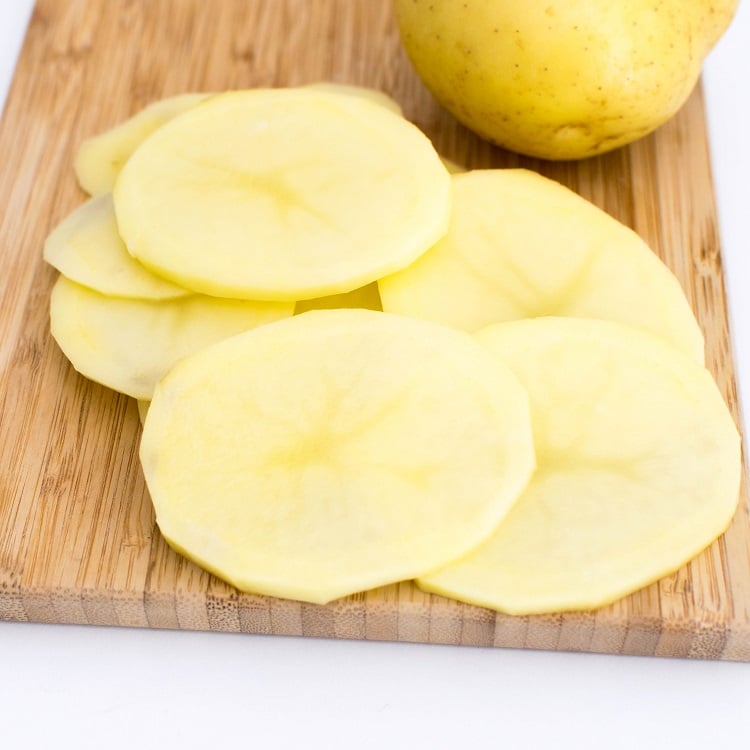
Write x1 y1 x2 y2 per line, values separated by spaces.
1 0 748 660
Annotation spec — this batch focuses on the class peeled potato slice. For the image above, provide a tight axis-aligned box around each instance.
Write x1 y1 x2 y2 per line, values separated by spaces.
140 309 535 604
75 93 211 196
418 317 740 614
303 82 403 115
114 88 451 301
294 281 382 314
50 276 292 400
43 194 189 300
137 400 150 425
379 170 704 362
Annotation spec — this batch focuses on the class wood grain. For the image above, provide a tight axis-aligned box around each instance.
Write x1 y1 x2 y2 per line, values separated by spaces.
1 0 748 659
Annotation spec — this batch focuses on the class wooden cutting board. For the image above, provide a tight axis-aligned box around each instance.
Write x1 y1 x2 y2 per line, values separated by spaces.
1 0 748 660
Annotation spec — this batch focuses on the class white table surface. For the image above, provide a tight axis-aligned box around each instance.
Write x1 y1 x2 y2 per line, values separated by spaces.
1 3 748 747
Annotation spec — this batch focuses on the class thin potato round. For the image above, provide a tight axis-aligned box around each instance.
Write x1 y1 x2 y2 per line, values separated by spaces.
418 317 740 614
44 194 189 300
379 169 704 362
294 281 381 314
303 82 403 115
75 93 211 196
140 309 535 604
50 276 292 400
114 89 451 301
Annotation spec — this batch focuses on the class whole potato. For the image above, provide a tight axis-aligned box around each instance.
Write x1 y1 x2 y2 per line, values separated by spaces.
394 0 737 160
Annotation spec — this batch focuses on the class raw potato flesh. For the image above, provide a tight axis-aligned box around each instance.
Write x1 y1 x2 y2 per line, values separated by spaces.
379 170 704 362
139 309 536 605
137 400 150 425
114 88 451 301
43 194 189 300
50 276 293 400
294 281 382 314
76 86 400 199
418 317 741 614
303 82 403 115
75 93 211 196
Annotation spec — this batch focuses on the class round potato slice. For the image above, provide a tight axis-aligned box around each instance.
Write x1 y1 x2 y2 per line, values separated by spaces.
294 281 382 314
44 194 189 300
50 276 292 400
303 82 403 115
379 169 704 362
75 93 212 196
114 88 451 301
418 317 741 614
140 309 535 604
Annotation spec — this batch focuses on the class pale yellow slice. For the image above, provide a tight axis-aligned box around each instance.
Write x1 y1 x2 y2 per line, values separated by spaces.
379 169 704 362
140 309 535 604
50 276 293 400
304 82 403 115
75 93 212 196
294 281 382 314
418 317 740 614
137 400 150 425
114 88 451 301
43 194 189 300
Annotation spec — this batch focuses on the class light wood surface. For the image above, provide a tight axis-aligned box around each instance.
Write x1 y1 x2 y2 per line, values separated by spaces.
1 0 748 660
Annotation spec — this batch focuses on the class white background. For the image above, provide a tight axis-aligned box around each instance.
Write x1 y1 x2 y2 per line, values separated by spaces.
1 2 748 747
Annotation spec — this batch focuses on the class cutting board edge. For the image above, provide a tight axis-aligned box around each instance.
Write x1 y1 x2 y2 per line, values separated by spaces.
2 579 750 661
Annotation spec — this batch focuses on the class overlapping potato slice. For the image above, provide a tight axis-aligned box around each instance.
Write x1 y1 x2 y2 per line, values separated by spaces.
418 317 740 614
43 194 189 300
114 88 451 301
75 93 211 196
304 82 403 115
50 276 293 400
294 281 382 314
139 309 535 604
379 169 704 362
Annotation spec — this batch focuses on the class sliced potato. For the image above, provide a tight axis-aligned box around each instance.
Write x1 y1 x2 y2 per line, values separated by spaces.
304 82 403 115
294 281 381 314
441 156 465 174
379 170 704 362
50 276 293 400
418 317 740 614
43 194 189 300
140 309 535 604
75 93 211 196
137 400 150 424
114 88 451 301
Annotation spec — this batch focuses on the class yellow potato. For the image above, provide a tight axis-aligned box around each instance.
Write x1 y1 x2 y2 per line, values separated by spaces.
379 169 704 362
43 194 189 300
140 309 535 604
114 88 451 301
394 0 738 159
50 276 293 400
75 93 211 196
418 317 740 614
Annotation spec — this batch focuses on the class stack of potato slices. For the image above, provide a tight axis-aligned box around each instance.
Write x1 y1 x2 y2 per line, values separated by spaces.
46 85 741 613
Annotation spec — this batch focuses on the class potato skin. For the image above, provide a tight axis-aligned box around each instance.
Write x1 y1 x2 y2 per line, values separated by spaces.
394 0 738 160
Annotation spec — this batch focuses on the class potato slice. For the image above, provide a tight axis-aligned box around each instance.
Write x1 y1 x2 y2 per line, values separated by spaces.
114 88 451 301
50 276 293 400
418 317 740 614
303 82 403 115
294 281 381 314
43 194 189 300
137 400 150 425
75 93 211 196
139 309 535 604
379 170 704 362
